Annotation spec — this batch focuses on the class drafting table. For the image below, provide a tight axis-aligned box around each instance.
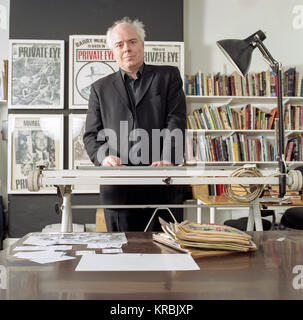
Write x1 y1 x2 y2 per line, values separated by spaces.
27 166 290 232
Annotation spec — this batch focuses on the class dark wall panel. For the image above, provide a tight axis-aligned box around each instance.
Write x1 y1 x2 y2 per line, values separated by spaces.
8 194 100 238
10 0 183 41
8 0 183 237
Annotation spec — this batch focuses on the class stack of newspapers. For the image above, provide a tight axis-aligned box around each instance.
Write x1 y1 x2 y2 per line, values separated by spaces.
153 219 257 258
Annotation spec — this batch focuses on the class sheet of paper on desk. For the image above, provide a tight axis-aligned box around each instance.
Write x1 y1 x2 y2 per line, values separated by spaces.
75 253 200 271
76 250 96 255
13 250 75 264
87 243 123 249
14 251 65 259
14 245 72 251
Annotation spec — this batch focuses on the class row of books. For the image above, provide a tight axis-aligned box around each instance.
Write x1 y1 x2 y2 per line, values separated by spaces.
263 185 301 200
285 105 303 130
187 104 278 130
186 133 276 162
206 183 301 200
185 67 302 97
186 132 303 163
284 136 303 161
0 60 8 100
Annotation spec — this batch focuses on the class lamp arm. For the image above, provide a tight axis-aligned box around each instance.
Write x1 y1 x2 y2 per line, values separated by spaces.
253 36 286 197
253 37 278 71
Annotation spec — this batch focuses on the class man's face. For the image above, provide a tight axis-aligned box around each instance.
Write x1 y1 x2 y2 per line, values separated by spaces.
34 131 47 151
111 23 144 73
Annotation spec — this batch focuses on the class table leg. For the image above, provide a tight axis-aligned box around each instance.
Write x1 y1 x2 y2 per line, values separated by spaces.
253 202 263 231
61 193 73 233
210 207 216 224
247 205 255 231
197 200 202 223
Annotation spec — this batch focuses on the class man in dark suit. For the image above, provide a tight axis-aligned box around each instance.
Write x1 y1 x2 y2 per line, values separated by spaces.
83 17 187 232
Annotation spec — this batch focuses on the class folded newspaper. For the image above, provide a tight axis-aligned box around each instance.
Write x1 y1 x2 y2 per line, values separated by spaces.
153 218 257 257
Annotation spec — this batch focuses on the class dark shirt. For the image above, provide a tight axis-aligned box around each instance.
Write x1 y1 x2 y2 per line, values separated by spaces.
120 63 144 108
120 64 145 159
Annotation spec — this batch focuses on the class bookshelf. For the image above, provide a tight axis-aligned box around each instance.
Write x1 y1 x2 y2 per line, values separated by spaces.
185 95 303 167
186 95 303 105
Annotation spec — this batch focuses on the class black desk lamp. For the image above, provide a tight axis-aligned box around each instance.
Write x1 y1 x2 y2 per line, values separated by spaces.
217 30 286 197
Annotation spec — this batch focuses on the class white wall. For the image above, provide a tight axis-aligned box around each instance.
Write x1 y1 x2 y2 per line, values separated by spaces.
0 0 9 210
184 0 303 75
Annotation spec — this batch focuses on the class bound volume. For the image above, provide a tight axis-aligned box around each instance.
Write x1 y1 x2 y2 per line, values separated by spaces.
153 219 257 258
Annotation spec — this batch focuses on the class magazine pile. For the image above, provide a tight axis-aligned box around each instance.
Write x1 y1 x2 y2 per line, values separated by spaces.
153 218 257 258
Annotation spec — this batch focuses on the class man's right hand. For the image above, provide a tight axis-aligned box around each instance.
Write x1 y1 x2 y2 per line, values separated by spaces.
101 155 122 167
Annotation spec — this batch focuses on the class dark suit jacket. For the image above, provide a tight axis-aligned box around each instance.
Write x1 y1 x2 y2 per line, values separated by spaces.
83 64 187 205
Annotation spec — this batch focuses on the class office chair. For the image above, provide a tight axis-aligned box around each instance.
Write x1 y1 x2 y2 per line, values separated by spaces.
224 209 275 231
279 166 303 230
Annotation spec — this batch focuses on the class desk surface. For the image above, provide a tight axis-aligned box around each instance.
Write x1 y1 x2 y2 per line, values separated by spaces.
1 231 303 300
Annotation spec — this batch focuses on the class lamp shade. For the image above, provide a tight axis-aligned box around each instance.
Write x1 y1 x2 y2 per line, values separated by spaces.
216 30 266 77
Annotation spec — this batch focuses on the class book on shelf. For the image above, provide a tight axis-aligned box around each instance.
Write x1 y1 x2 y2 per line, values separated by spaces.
185 67 303 97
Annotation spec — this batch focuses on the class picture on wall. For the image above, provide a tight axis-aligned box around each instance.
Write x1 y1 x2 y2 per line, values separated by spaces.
144 41 184 83
69 36 185 109
69 35 119 109
8 114 64 193
69 114 99 192
8 39 65 109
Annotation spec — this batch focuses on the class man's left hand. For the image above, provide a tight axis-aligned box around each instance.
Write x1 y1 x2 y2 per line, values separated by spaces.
150 160 173 167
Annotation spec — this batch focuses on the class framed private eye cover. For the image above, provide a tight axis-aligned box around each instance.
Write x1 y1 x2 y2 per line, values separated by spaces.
69 35 119 109
8 39 64 109
68 114 99 193
8 114 64 193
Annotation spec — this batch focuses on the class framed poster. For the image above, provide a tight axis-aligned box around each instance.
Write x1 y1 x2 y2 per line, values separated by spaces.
8 114 64 193
144 41 184 83
69 35 119 109
8 39 64 109
68 114 99 193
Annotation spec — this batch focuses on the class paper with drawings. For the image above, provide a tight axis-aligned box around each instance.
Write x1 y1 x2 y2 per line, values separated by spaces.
22 232 127 246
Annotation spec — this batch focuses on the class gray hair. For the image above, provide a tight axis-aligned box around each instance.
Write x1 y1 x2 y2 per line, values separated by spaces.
106 17 146 49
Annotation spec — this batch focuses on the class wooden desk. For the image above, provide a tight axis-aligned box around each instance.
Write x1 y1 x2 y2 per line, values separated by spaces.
1 231 303 300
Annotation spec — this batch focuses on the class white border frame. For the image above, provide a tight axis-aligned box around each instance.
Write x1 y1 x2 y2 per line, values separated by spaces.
68 113 99 193
144 41 185 85
8 113 64 194
8 39 65 109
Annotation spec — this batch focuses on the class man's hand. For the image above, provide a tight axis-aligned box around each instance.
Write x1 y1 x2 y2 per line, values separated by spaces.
102 155 122 167
150 160 173 167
